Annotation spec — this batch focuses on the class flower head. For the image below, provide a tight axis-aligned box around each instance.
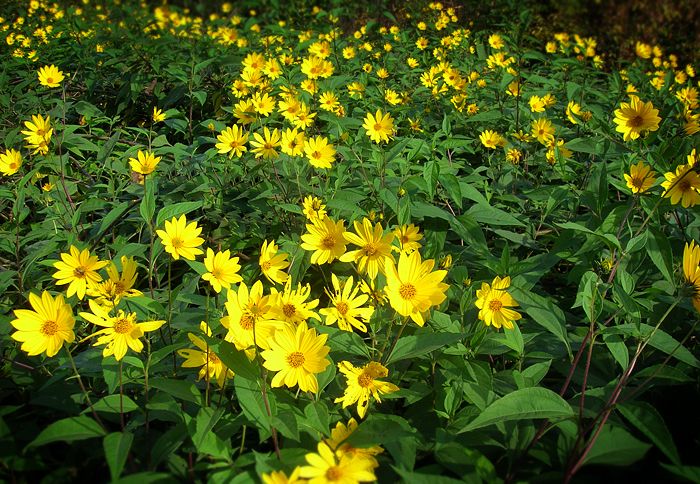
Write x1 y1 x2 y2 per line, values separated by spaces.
299 442 376 483
320 275 374 333
335 361 399 418
0 148 22 176
156 214 205 261
661 164 700 208
683 241 700 313
531 118 555 145
80 300 164 361
53 245 109 300
21 114 52 155
11 291 75 357
202 248 243 293
88 256 143 309
129 150 161 175
302 195 327 223
250 127 281 159
37 64 65 88
268 279 320 326
479 129 506 149
280 128 305 157
392 224 423 254
304 135 335 169
259 240 290 285
177 322 234 387
613 95 661 142
363 109 394 144
624 161 656 194
152 107 167 123
301 217 347 265
384 250 449 326
216 125 248 158
221 280 277 352
340 218 394 280
261 321 330 393
475 276 522 330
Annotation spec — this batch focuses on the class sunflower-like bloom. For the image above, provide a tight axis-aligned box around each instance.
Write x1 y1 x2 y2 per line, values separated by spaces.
261 468 304 484
88 256 143 309
156 214 205 261
392 224 423 254
335 361 399 418
80 300 164 361
531 118 555 145
320 275 374 332
11 291 75 357
261 321 330 393
304 135 335 169
613 95 661 142
661 163 700 208
221 280 277 352
475 275 522 330
201 248 243 293
325 418 383 459
302 195 327 223
624 161 656 194
683 241 700 313
128 150 161 175
37 64 65 88
250 127 281 160
280 128 305 157
268 279 320 326
362 109 394 144
215 125 248 158
52 245 109 300
259 240 290 285
21 114 53 155
479 129 506 149
152 107 167 123
177 322 234 387
384 251 448 326
0 148 22 176
299 442 376 483
341 218 395 280
300 217 347 264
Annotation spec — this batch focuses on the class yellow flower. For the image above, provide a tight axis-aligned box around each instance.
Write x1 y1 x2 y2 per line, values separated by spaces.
506 148 522 164
335 361 399 418
215 125 248 158
340 218 394 280
261 321 330 393
613 95 661 142
325 418 383 459
529 95 546 113
280 128 306 157
53 245 109 300
259 240 290 285
268 279 320 326
21 114 52 155
299 442 376 483
624 161 656 194
301 217 347 264
252 91 276 117
320 274 374 332
683 241 700 313
392 223 423 254
531 118 555 145
489 33 504 49
635 41 652 59
37 64 64 88
128 150 161 175
152 107 167 123
250 127 281 160
319 91 340 112
479 129 505 149
177 322 234 387
87 256 143 308
221 280 277 352
384 250 449 326
0 148 22 176
302 195 327 222
156 214 205 261
475 276 522 330
11 291 75 358
261 468 305 484
80 300 164 361
362 109 394 144
661 164 700 208
202 248 243 293
304 135 335 169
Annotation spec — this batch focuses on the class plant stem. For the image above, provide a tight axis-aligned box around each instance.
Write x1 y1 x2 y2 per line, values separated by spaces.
119 360 125 431
65 345 106 430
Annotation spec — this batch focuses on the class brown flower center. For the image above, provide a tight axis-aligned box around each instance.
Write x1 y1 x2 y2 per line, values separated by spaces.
373 123 383 132
336 301 349 315
321 235 336 249
239 313 254 330
362 243 377 256
261 260 271 271
489 299 503 311
286 351 305 368
171 237 184 249
114 317 134 334
325 466 342 481
358 372 374 387
73 266 86 278
679 180 691 191
398 283 417 300
41 320 58 335
282 303 296 318
628 115 644 128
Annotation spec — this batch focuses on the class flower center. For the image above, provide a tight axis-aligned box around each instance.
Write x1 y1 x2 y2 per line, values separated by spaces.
336 301 349 315
489 299 503 311
282 303 296 318
73 266 86 278
679 180 691 191
628 115 644 128
208 352 220 364
114 281 125 294
398 283 417 300
312 150 321 159
239 313 254 330
41 320 58 335
362 243 378 256
46 77 54 84
632 177 644 188
321 235 336 249
286 351 305 368
358 372 374 387
373 123 383 132
114 317 134 334
261 260 271 271
325 466 342 481
171 237 184 249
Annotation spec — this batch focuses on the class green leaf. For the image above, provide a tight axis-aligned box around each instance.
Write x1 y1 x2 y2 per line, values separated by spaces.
556 222 621 251
155 201 203 228
190 407 231 461
235 375 274 433
303 401 330 437
210 339 258 381
439 173 463 209
149 378 202 405
27 416 106 448
510 288 571 356
385 332 463 365
468 203 525 227
618 401 680 465
345 414 418 448
92 395 140 414
103 432 134 481
646 227 675 287
661 463 700 482
583 425 651 466
604 323 699 368
458 387 573 433
94 201 135 240
140 177 156 223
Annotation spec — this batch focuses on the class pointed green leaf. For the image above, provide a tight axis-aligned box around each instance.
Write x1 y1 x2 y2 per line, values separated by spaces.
103 432 134 481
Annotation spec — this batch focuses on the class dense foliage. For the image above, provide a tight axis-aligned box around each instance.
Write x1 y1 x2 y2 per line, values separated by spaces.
1 1 699 483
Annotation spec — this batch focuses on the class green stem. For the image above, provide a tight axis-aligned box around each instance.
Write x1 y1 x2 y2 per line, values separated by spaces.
65 345 105 430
